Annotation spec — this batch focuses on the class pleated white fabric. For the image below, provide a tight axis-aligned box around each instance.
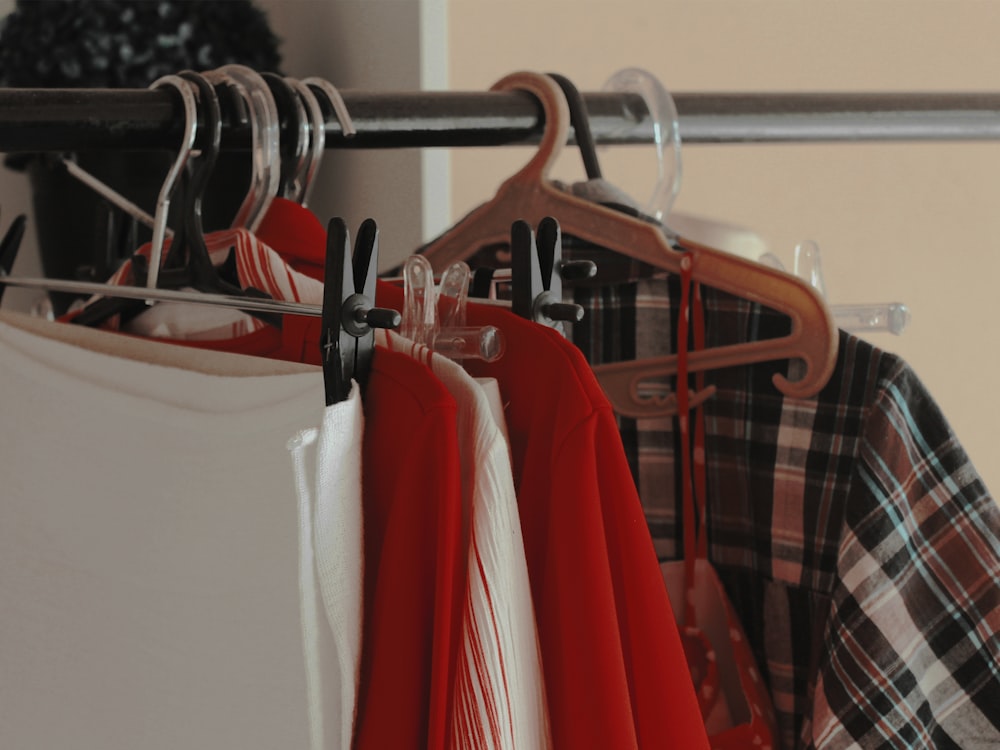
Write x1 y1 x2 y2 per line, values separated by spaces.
288 382 364 750
382 330 551 750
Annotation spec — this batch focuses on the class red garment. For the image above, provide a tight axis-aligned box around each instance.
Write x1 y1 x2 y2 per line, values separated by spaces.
355 345 466 750
61 199 328 363
256 196 328 281
377 281 710 750
187 198 327 363
195 198 326 362
262 205 472 748
67 198 705 746
249 198 327 363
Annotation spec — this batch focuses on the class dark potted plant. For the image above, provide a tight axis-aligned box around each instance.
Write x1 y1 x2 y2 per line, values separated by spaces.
0 0 283 313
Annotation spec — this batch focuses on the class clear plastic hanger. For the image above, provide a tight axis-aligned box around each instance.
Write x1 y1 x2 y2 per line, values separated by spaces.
284 77 325 206
261 72 310 204
419 71 837 403
301 78 358 140
400 254 505 362
602 66 683 222
299 78 358 207
760 241 911 336
602 67 767 261
204 64 281 231
608 68 906 339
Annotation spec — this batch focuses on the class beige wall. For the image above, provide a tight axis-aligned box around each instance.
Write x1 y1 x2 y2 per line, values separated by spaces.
0 0 992 491
258 0 449 254
448 0 1000 493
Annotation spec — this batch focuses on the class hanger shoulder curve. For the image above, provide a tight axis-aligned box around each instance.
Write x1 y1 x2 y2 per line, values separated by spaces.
418 70 839 402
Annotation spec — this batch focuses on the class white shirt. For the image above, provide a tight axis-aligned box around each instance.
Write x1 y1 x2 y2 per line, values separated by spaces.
288 382 363 750
0 313 325 750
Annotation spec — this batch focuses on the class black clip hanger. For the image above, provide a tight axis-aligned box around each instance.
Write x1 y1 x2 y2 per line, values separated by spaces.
510 216 596 326
0 210 27 305
321 217 401 406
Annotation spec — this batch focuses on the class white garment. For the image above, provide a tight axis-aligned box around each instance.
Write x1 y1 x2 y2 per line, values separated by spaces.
0 315 325 750
382 330 551 750
288 382 363 750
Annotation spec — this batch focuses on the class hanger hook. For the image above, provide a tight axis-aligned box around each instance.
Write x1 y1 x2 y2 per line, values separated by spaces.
146 74 198 290
302 78 357 139
284 77 326 206
261 72 310 202
204 64 281 232
167 70 222 278
490 71 571 183
602 67 683 222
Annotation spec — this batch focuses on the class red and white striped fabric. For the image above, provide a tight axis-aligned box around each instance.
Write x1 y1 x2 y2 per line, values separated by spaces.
382 329 552 750
99 227 323 340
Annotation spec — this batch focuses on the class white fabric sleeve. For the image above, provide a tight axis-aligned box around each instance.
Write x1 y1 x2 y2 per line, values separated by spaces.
288 380 364 750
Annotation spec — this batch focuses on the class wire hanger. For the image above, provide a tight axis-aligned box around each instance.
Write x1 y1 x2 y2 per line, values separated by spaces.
418 71 837 402
759 241 911 336
606 69 907 339
70 71 278 329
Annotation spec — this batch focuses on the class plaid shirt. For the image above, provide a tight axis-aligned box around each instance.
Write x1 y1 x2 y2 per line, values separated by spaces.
555 246 1000 749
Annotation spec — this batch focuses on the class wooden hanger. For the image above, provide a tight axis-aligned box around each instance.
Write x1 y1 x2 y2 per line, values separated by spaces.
419 71 837 405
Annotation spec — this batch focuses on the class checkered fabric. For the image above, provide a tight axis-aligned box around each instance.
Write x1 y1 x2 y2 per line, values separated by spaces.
563 252 1000 750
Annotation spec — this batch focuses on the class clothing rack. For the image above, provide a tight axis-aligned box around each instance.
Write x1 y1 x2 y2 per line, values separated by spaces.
1 88 1000 152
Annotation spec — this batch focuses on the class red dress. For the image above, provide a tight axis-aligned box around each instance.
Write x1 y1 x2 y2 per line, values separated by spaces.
377 282 711 750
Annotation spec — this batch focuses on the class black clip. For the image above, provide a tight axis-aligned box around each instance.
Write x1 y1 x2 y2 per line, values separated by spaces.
321 217 401 406
0 211 27 305
510 216 596 327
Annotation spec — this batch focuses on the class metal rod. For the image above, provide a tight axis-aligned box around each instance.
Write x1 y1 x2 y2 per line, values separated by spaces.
62 157 167 234
1 88 1000 151
0 275 323 316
